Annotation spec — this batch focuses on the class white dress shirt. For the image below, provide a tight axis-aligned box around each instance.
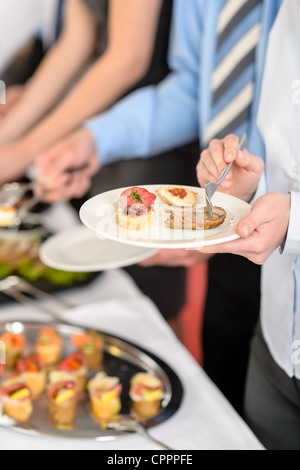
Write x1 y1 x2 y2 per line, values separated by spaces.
257 0 300 378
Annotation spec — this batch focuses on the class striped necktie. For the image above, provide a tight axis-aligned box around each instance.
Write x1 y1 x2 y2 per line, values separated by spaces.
55 0 65 41
204 0 263 143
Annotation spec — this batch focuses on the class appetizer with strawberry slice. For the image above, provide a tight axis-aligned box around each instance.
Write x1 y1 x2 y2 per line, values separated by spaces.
71 330 103 370
118 187 156 231
0 381 33 422
17 355 47 397
130 373 165 418
60 353 88 394
0 332 26 370
87 372 122 422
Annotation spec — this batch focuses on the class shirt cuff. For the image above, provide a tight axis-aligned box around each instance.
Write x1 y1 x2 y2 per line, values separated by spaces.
281 191 300 255
84 111 130 166
84 86 159 166
250 172 267 205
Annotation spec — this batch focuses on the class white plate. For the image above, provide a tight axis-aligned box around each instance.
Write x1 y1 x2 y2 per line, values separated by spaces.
79 185 252 250
39 225 159 272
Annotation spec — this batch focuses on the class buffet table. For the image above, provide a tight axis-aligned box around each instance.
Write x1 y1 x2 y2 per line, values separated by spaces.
0 268 264 450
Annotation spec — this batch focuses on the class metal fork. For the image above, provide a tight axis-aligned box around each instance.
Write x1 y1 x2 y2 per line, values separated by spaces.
0 276 74 320
0 181 36 207
205 133 248 217
106 415 173 450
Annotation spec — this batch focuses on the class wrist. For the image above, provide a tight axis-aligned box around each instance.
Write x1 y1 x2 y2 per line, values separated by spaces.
79 126 101 166
246 186 260 204
20 133 43 163
279 192 296 255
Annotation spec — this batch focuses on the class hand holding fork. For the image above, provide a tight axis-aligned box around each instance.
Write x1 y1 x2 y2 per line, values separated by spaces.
205 133 248 217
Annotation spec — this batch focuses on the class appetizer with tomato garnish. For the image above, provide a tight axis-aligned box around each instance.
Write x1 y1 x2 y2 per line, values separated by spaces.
60 353 87 394
0 332 26 370
130 373 165 419
87 372 122 422
118 187 156 231
0 381 33 422
17 355 47 397
157 186 198 207
36 328 63 367
71 330 103 370
47 380 77 426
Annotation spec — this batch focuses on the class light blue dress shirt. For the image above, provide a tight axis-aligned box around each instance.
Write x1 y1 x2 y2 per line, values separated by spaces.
85 0 282 166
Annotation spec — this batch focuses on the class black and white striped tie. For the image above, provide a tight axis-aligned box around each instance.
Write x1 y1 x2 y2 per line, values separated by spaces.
204 0 263 143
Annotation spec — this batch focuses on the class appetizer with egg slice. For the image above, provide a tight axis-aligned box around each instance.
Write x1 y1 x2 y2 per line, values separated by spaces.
0 381 33 422
48 380 77 426
130 372 165 419
87 372 122 422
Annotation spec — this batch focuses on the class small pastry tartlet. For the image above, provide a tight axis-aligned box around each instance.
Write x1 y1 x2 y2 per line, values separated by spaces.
87 372 122 422
0 332 26 370
60 353 88 394
118 187 156 231
71 330 103 371
47 380 77 426
0 381 33 422
130 372 165 419
36 327 63 368
0 206 17 227
17 355 47 397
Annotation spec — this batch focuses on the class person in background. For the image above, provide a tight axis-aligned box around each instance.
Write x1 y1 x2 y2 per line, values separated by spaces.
0 0 197 331
0 0 163 159
0 0 60 76
0 0 63 114
35 0 284 416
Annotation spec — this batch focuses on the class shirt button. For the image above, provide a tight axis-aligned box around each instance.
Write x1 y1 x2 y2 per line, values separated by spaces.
292 182 299 191
293 165 299 174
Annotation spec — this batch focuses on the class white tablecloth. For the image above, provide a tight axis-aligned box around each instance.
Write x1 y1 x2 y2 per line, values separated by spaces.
0 0 59 74
0 268 264 450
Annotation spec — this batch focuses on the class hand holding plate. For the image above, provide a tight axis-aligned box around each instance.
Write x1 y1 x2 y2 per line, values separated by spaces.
200 192 291 265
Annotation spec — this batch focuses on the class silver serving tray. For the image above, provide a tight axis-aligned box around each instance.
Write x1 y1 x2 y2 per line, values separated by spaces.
0 321 183 441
